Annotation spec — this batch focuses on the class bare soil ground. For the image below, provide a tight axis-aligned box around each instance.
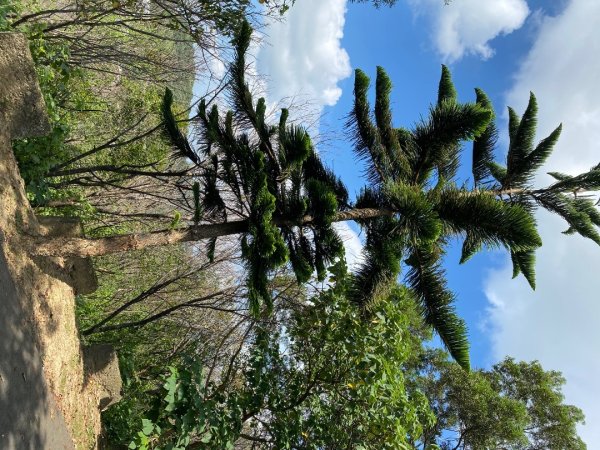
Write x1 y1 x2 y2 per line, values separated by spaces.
0 33 104 447
0 128 103 449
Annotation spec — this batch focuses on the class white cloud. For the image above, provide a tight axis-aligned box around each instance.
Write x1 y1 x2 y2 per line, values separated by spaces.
408 0 529 61
334 222 365 270
257 0 351 117
485 1 600 446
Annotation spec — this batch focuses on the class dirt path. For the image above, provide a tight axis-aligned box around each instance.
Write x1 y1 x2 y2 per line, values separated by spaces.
0 249 75 450
0 32 102 449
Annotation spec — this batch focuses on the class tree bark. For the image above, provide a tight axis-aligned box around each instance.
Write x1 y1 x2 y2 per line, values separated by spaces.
28 208 394 258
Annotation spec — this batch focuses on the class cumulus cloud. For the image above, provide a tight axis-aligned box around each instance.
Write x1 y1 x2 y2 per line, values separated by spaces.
408 0 529 61
334 222 365 270
257 0 351 116
485 1 600 446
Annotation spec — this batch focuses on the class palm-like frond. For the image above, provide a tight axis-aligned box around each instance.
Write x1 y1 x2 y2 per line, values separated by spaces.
413 101 491 184
374 66 399 151
161 88 199 164
202 155 226 221
506 93 538 180
406 246 470 370
507 106 521 143
536 192 600 245
348 69 389 184
437 65 457 104
459 232 482 264
382 181 442 243
437 188 542 254
503 93 548 188
548 165 600 192
375 67 411 181
229 19 255 128
472 88 498 185
510 250 536 289
523 124 562 176
303 150 349 208
350 216 403 309
488 161 507 184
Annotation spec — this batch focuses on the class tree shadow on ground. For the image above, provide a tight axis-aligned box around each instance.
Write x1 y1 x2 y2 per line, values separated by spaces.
0 244 74 449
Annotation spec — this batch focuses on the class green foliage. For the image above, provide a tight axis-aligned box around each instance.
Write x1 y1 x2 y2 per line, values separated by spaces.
344 61 600 365
13 13 593 448
243 150 289 313
413 100 491 182
0 0 18 30
438 187 541 253
162 88 198 164
114 273 435 449
491 94 563 190
406 246 470 369
489 358 586 450
77 244 218 445
188 21 347 312
417 356 587 450
511 250 536 289
273 282 435 449
506 93 538 183
437 65 457 104
6 0 195 206
435 362 530 449
12 33 78 200
127 363 243 450
346 66 497 365
472 88 498 185
537 191 600 245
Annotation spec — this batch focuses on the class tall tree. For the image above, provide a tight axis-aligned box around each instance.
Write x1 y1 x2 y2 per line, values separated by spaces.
28 21 600 367
416 355 586 450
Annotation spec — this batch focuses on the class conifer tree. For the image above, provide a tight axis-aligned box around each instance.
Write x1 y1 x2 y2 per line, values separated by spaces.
31 21 600 368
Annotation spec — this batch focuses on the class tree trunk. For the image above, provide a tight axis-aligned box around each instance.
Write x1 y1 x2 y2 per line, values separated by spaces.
28 208 395 258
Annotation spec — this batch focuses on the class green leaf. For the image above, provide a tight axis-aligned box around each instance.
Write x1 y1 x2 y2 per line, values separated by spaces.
488 161 507 184
472 88 497 184
348 69 386 184
141 418 154 436
512 250 536 289
524 123 562 174
437 188 541 253
537 192 600 245
460 232 483 264
505 93 538 187
438 65 457 104
510 251 521 278
413 101 492 183
162 88 198 164
383 181 442 243
548 171 572 182
507 107 520 143
406 246 470 370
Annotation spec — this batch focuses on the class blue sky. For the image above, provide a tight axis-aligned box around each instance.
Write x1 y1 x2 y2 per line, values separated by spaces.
198 0 600 445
